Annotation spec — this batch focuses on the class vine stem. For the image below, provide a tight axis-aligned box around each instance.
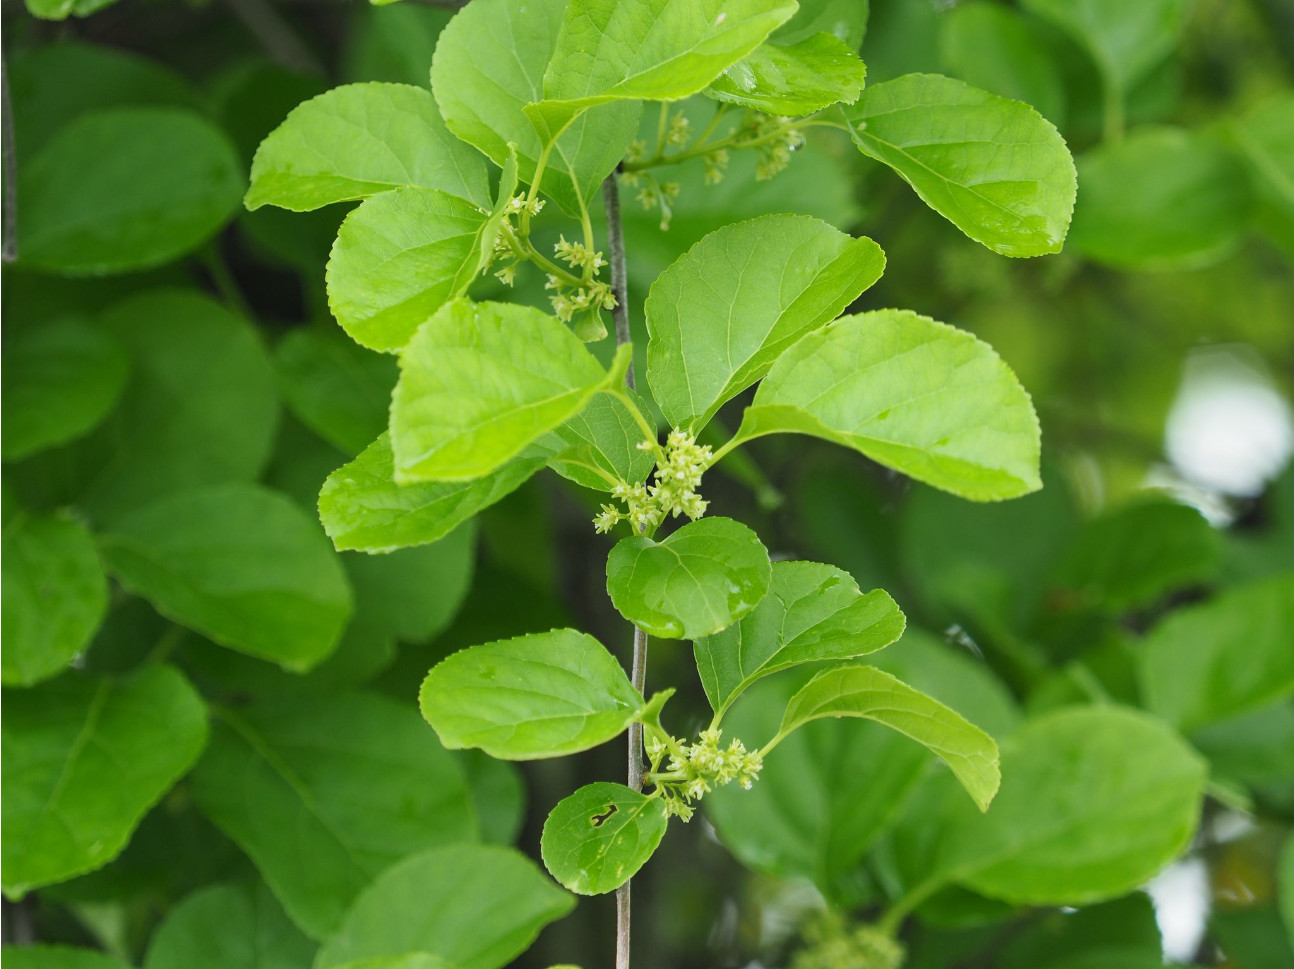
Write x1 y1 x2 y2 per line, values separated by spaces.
604 169 642 969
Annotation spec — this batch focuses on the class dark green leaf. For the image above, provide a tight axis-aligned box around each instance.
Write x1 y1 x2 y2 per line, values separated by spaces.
100 484 353 672
1 665 208 897
2 512 108 687
1 318 129 461
18 108 243 274
314 845 573 969
0 947 133 969
143 881 315 969
191 692 476 939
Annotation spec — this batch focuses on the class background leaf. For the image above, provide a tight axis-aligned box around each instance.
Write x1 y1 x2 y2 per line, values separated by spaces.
2 511 108 687
17 108 243 274
191 691 477 939
101 484 352 671
314 845 573 969
143 881 315 969
605 517 772 640
1 665 208 897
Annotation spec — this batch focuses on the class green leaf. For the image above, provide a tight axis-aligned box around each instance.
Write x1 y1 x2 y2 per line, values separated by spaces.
18 108 242 274
526 0 798 139
706 631 1018 893
100 484 353 672
143 882 315 969
1020 0 1189 102
777 664 1001 811
928 706 1207 906
331 959 452 969
318 433 546 553
430 0 640 215
605 517 772 640
1 318 129 461
1233 93 1294 236
843 73 1076 257
459 751 526 846
994 895 1165 969
541 390 657 492
85 289 279 522
0 947 133 969
694 561 905 718
734 309 1041 501
390 299 628 482
540 782 668 895
420 628 643 759
706 33 867 116
1069 127 1251 271
276 327 398 457
2 512 108 687
645 215 885 431
246 83 491 212
774 0 868 48
314 844 574 969
7 41 195 153
1 665 208 897
938 2 1066 125
1054 499 1221 613
191 691 476 940
326 187 489 353
1140 574 1294 733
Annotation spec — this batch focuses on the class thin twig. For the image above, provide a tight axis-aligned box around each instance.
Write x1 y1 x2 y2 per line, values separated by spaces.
223 0 326 77
2 57 18 264
606 168 641 969
602 172 633 389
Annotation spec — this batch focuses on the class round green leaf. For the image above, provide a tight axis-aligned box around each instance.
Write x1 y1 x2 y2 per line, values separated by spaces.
1069 127 1251 270
100 484 353 672
707 33 868 116
390 299 626 482
276 326 398 457
314 844 574 969
1 317 129 461
933 706 1207 905
844 73 1076 258
541 782 668 895
318 434 546 553
2 512 108 687
143 882 314 969
736 309 1041 501
246 82 490 212
18 108 243 274
605 517 773 640
645 214 886 430
1 665 208 898
86 289 280 522
190 691 476 940
326 187 488 352
420 628 643 760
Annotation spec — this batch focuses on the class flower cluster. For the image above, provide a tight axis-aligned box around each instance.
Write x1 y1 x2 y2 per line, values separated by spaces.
544 235 616 338
593 428 712 535
487 195 546 286
792 923 905 969
747 114 805 180
620 170 680 230
646 728 764 822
